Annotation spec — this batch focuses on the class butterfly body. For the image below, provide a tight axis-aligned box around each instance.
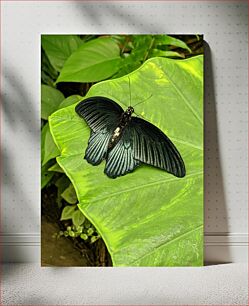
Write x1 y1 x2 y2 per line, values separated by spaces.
75 96 185 179
108 106 134 150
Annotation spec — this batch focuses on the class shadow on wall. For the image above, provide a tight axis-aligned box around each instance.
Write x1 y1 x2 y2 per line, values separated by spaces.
74 2 166 33
2 67 38 133
1 66 39 234
204 42 230 264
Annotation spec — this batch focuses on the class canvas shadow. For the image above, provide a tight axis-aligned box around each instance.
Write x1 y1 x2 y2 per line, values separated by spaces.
203 41 230 265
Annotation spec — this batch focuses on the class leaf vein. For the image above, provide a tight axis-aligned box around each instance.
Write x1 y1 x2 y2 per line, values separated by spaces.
130 225 203 265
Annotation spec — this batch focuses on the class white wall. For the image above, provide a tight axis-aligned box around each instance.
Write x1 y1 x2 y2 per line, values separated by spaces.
1 0 248 263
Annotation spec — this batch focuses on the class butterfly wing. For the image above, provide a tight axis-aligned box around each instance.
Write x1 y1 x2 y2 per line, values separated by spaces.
130 117 186 178
84 130 110 165
75 96 124 132
104 125 141 178
75 96 123 165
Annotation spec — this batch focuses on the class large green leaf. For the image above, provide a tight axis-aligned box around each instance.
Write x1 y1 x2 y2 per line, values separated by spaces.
56 37 122 83
41 123 60 166
49 56 204 266
41 35 84 72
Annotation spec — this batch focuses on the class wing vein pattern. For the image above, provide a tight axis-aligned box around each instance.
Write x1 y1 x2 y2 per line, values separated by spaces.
76 97 185 178
130 117 185 178
75 96 123 165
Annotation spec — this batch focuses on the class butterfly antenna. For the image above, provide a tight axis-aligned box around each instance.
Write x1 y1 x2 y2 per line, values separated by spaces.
128 76 132 107
134 111 146 120
133 94 153 108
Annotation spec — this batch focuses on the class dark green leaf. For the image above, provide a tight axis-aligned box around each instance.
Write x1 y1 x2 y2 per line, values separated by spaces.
55 175 71 207
41 35 83 72
55 175 70 189
151 49 185 58
61 183 77 204
72 210 85 227
154 35 192 53
48 162 64 173
41 48 58 86
41 123 60 166
41 160 54 189
41 85 64 120
60 205 76 221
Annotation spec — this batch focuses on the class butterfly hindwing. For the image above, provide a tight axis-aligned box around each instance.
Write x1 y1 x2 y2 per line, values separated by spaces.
75 97 123 166
84 130 110 165
130 117 186 178
104 125 140 178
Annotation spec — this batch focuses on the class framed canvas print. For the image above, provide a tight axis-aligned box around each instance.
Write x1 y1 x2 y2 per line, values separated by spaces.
41 34 204 267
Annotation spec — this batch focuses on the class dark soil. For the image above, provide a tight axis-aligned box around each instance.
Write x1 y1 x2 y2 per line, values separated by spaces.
41 185 112 267
41 217 91 266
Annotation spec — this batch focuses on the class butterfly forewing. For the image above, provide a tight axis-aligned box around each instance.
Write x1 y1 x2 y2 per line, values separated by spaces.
75 96 123 132
75 97 123 166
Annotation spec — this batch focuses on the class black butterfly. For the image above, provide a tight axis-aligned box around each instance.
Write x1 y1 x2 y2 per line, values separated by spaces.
75 96 186 179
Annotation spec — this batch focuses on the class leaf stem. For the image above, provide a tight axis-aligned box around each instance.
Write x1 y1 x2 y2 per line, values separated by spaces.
143 36 155 62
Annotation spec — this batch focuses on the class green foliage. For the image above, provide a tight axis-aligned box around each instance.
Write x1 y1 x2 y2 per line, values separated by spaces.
56 37 123 83
41 35 84 71
55 175 70 207
113 34 192 77
41 48 58 86
72 210 86 227
48 162 64 173
60 205 76 221
151 50 185 58
153 35 192 52
59 206 99 242
53 34 194 84
61 183 78 204
41 34 203 259
58 95 83 109
41 123 60 166
41 85 65 120
41 160 54 189
49 56 204 266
